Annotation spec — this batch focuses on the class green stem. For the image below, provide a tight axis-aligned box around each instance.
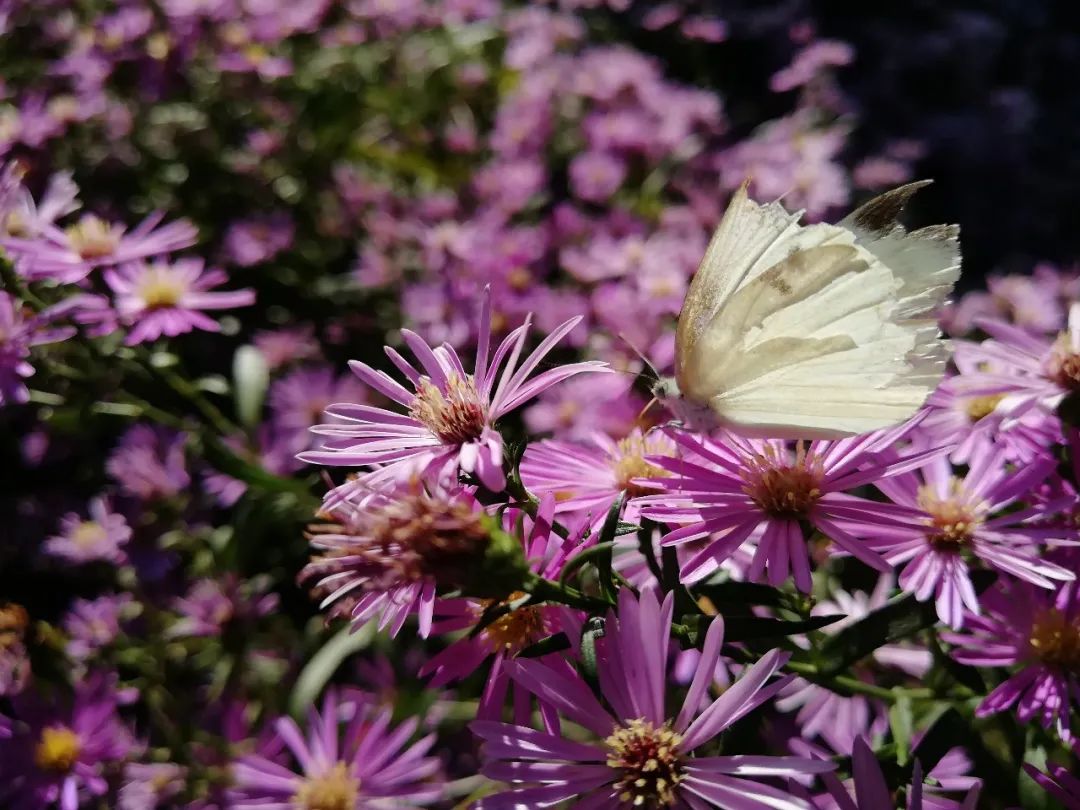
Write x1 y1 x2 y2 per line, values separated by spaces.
524 572 612 612
785 660 935 703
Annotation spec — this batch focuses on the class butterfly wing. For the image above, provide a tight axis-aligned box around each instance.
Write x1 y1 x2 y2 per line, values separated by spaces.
677 182 959 438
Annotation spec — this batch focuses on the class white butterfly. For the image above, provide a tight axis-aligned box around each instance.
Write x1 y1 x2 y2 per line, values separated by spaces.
654 180 961 438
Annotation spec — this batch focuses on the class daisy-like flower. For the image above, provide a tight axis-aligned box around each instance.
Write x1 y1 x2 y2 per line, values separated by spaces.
167 575 280 639
4 210 197 283
472 588 834 809
106 424 190 501
104 258 255 345
948 303 1080 427
520 427 679 529
944 578 1080 737
637 419 941 590
797 737 980 810
871 445 1075 629
420 495 585 721
301 474 526 638
0 672 133 810
0 291 76 407
1 171 79 241
1023 740 1080 809
230 688 442 808
269 365 368 453
43 497 132 564
300 288 608 492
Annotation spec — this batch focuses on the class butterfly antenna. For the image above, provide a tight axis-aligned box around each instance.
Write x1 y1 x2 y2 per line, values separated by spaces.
637 395 660 426
616 332 660 382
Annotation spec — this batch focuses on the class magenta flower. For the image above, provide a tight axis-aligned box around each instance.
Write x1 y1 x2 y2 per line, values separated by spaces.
473 588 833 809
167 575 279 639
1023 741 1080 809
0 291 76 407
420 495 585 721
569 150 628 202
300 288 608 491
944 578 1080 737
872 445 1075 629
301 475 493 638
43 497 131 564
0 672 134 810
104 258 255 345
4 210 197 283
221 212 295 267
269 365 368 453
106 424 190 500
230 689 442 808
62 594 132 661
637 420 941 590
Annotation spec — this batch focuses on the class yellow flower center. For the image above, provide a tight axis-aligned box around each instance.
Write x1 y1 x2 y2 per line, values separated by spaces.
612 433 675 498
409 374 486 444
605 719 685 808
72 520 107 548
964 394 1005 422
482 591 546 653
34 726 82 773
65 215 121 260
1029 608 1080 672
293 761 360 810
742 442 823 519
136 265 188 309
916 479 985 552
4 209 27 237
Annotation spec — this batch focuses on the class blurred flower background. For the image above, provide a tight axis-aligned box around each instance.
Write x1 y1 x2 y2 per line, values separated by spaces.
1 1 1079 808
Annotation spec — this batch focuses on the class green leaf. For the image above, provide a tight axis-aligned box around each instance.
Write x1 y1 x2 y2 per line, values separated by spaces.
816 593 940 675
289 621 376 716
694 580 789 608
678 613 844 645
890 693 914 766
517 633 571 659
233 345 270 428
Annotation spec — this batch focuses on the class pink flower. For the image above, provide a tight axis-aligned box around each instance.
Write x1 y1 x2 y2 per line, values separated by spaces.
569 150 627 203
0 292 75 406
300 288 608 492
43 497 131 565
104 258 255 345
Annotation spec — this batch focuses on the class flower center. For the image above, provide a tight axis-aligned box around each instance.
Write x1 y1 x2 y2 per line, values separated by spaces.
482 592 547 653
72 520 107 548
409 374 486 444
34 726 82 773
964 394 1005 422
4 210 27 237
916 480 984 552
605 719 685 808
65 215 121 260
136 266 188 309
293 761 360 810
741 443 823 519
612 432 675 498
1047 335 1080 392
0 602 28 649
1029 608 1080 672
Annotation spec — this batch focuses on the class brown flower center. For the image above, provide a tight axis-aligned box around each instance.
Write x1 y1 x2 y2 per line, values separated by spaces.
1047 335 1080 392
1029 608 1080 672
34 726 81 773
409 374 486 444
482 591 547 654
916 480 984 552
742 443 823 519
605 719 685 808
65 215 121 260
293 761 360 810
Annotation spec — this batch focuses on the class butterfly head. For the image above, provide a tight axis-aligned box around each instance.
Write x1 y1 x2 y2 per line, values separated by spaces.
650 376 720 432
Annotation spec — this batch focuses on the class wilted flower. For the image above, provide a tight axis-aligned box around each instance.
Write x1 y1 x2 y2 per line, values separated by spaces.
301 288 607 492
104 258 255 344
0 603 30 696
231 688 442 808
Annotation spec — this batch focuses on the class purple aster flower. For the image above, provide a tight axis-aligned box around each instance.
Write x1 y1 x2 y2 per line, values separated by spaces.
944 578 1080 737
43 496 131 564
0 292 76 407
872 445 1075 629
62 594 133 661
1023 740 1080 809
523 372 647 440
302 475 508 637
0 602 31 696
473 588 833 808
637 419 940 590
0 672 134 810
800 737 980 809
167 575 279 639
104 258 255 345
300 287 608 492
4 210 197 283
569 150 628 203
202 427 302 507
118 762 186 810
106 424 190 500
420 495 585 721
1 171 79 240
269 364 368 453
230 688 442 807
252 324 321 370
221 212 295 267
521 427 679 529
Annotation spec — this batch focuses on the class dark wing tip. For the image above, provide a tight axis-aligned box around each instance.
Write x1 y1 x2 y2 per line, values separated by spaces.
847 179 934 233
